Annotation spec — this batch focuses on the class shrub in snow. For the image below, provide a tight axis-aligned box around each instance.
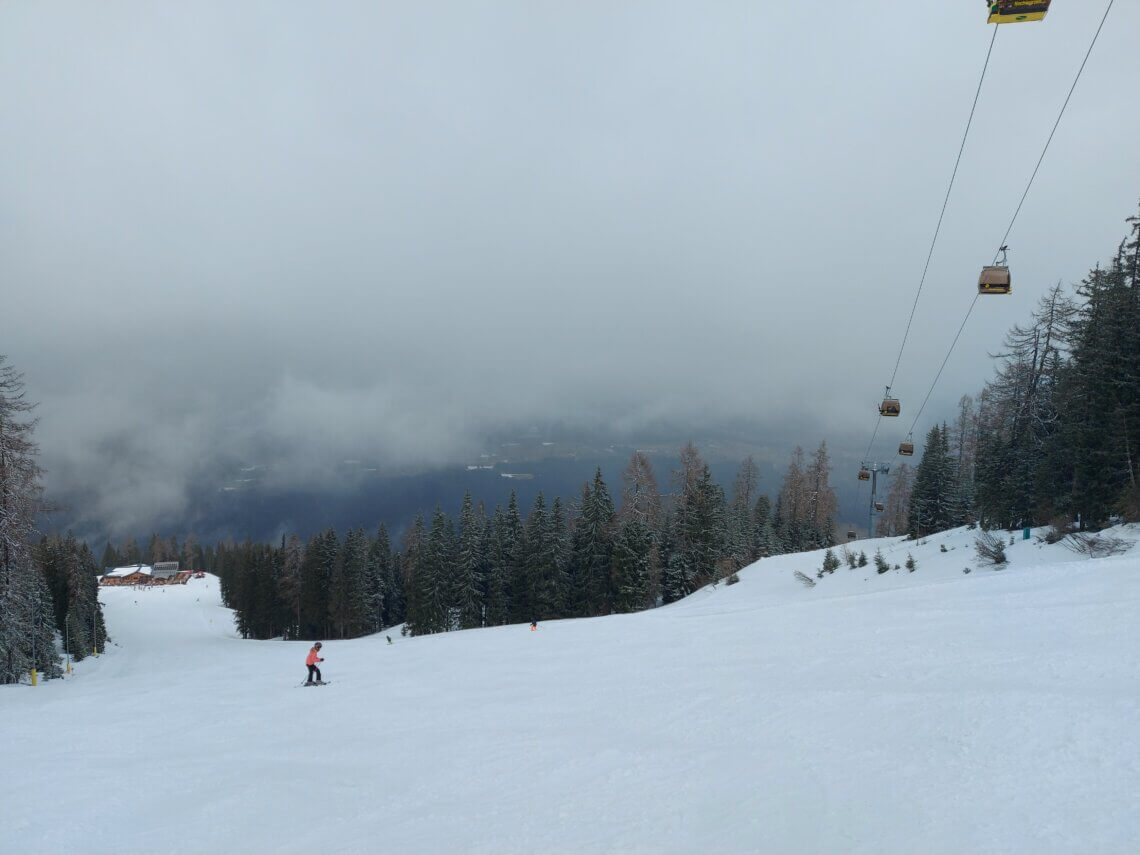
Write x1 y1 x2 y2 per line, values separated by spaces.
1063 532 1130 559
793 570 816 589
843 547 857 569
822 549 840 575
725 572 740 586
858 551 868 567
1044 516 1077 544
940 544 948 553
963 566 971 574
905 553 916 572
874 549 889 574
966 521 977 530
974 530 1008 567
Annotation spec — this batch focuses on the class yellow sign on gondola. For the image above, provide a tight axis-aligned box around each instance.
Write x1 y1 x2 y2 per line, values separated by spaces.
987 1 1051 24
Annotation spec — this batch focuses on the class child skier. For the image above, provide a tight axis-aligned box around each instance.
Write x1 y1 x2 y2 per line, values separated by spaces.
305 642 324 685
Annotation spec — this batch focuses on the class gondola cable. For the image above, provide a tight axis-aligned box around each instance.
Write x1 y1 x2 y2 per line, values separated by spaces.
992 0 1115 259
886 25 1000 394
858 25 1001 470
899 0 1116 437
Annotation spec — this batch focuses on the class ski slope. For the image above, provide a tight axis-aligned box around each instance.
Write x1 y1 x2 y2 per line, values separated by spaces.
3 525 1138 854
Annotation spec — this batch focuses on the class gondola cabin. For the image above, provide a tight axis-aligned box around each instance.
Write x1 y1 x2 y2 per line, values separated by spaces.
987 1 1051 24
847 530 857 540
874 501 885 512
899 441 914 456
879 398 901 417
858 468 871 481
979 265 1012 294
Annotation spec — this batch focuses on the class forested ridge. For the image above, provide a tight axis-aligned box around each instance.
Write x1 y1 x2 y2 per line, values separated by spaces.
152 441 839 641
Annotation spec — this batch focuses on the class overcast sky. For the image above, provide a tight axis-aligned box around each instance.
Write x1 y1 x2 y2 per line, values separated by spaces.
2 1 1138 532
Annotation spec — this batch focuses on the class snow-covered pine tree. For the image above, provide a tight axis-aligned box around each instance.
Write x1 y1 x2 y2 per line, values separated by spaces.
728 456 761 568
752 494 776 558
821 549 840 575
421 507 455 634
570 470 615 616
0 356 60 683
329 527 369 638
547 496 571 616
908 425 959 538
299 529 337 639
483 505 513 626
365 524 393 630
612 519 652 613
278 534 304 639
523 492 553 621
873 549 889 574
1061 213 1140 525
665 444 727 595
35 533 106 662
503 493 529 624
455 493 486 629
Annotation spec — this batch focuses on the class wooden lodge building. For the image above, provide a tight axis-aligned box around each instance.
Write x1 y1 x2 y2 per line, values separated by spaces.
100 562 191 586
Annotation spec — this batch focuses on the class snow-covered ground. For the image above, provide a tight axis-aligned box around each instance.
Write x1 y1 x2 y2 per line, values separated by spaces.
3 525 1138 854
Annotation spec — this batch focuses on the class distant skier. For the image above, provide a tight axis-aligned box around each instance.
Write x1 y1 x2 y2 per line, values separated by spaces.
386 635 393 645
530 620 537 631
305 642 324 685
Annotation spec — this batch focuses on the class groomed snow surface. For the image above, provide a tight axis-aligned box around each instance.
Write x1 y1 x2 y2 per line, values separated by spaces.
3 525 1138 854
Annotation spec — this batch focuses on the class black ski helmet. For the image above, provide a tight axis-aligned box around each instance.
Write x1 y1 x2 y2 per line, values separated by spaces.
314 642 322 649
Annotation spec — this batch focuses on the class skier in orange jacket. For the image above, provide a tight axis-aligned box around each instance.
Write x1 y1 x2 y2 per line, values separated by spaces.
305 642 324 685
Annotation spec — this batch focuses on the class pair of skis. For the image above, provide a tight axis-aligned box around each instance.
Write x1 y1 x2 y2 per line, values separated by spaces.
299 680 331 687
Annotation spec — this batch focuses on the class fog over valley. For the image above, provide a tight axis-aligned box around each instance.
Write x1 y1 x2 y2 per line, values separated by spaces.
3 1 1138 542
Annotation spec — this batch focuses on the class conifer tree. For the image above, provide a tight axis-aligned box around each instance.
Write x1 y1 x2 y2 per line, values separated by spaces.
299 530 337 639
502 493 529 623
0 356 60 683
401 514 428 635
908 425 959 537
454 494 485 629
417 507 454 633
365 524 392 631
572 469 615 615
100 542 119 572
663 445 727 599
567 482 593 617
548 496 571 616
753 495 775 558
728 456 761 568
383 542 406 628
278 534 304 639
524 493 556 621
612 519 652 612
329 527 369 638
484 506 514 626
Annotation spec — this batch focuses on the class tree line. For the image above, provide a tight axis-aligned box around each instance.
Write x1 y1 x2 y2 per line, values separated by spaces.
1 358 107 683
206 440 839 640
